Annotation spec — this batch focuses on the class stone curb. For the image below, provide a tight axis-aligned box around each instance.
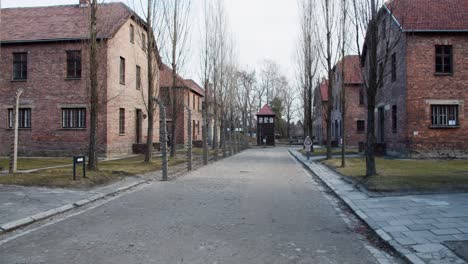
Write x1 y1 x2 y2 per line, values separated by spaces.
0 179 148 236
288 149 425 264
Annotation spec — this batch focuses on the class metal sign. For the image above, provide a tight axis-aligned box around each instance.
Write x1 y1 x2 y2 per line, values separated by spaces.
73 156 86 180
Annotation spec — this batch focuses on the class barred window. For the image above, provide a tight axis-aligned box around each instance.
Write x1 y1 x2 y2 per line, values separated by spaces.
13 52 28 80
62 108 86 128
357 120 365 133
119 108 125 135
67 50 82 78
391 53 396 82
431 105 459 127
8 108 31 129
435 45 453 74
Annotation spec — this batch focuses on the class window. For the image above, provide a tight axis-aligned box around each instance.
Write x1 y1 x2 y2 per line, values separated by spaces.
130 24 135 43
62 108 86 128
435 45 453 74
391 53 396 82
119 108 126 135
66 50 82 78
269 117 274 123
392 105 397 133
120 57 126 84
13 52 27 80
136 65 141 90
8 108 31 129
259 117 263 124
431 105 459 127
142 33 146 50
197 121 200 135
378 62 383 83
357 120 365 133
359 88 365 105
193 95 196 109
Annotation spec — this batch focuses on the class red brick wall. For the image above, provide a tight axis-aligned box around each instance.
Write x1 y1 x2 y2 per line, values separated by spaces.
0 41 108 156
405 34 468 158
344 85 367 147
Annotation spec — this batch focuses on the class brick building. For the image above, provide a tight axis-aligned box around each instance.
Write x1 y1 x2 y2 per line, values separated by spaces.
312 79 328 145
330 55 366 148
159 64 204 145
364 0 468 158
0 1 161 157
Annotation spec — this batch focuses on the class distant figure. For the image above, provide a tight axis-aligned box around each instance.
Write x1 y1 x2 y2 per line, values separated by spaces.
304 136 312 160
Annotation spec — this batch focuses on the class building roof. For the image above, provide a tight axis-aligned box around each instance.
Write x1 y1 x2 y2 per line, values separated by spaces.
159 64 204 96
184 79 205 97
386 0 468 32
0 2 137 43
319 79 329 102
335 55 363 85
159 63 189 88
256 104 276 116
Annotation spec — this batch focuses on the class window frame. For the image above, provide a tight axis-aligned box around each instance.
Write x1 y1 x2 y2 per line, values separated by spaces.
62 108 86 129
120 57 126 85
136 65 141 90
8 108 32 129
13 52 28 80
66 50 82 79
435 45 453 75
359 88 365 106
119 108 126 135
391 53 396 82
430 104 459 128
130 24 135 43
392 105 397 133
356 120 365 133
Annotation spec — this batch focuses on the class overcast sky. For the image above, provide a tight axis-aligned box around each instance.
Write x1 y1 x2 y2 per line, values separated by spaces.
2 0 300 85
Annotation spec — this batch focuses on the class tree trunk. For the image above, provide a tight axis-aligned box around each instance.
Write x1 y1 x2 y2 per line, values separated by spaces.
88 0 99 171
145 0 155 163
365 0 378 177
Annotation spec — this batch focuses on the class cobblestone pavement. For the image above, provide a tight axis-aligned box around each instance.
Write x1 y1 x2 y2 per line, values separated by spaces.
0 148 396 263
291 149 468 264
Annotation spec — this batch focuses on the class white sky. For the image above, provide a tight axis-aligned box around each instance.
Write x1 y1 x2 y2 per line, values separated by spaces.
1 0 300 85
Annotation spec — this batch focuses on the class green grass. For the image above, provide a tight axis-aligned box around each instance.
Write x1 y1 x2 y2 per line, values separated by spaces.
322 157 468 192
298 148 360 156
0 155 185 188
0 157 72 171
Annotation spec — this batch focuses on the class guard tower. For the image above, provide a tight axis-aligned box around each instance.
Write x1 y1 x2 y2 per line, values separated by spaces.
256 104 276 146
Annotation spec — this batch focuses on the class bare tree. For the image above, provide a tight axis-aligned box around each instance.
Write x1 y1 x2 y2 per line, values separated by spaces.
351 0 404 176
318 0 339 159
297 0 320 150
144 0 159 163
161 0 191 158
340 0 348 167
87 0 99 170
281 82 297 139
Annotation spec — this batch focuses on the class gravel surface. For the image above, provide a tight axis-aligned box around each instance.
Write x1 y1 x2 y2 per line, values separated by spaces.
0 148 383 263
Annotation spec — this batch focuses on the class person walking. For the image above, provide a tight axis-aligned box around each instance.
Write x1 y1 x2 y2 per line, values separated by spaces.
304 136 312 160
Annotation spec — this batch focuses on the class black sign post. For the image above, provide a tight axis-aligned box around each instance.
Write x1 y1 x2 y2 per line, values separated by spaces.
73 156 86 180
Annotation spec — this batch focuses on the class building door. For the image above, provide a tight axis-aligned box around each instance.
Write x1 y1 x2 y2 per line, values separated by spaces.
378 107 385 143
136 109 142 144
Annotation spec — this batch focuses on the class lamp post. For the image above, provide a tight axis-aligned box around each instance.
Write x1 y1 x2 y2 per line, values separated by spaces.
185 105 192 171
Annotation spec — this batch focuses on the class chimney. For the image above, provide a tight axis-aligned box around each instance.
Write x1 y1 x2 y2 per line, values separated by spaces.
79 0 90 7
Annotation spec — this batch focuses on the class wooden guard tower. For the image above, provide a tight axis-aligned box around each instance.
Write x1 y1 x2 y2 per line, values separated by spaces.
256 104 276 146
